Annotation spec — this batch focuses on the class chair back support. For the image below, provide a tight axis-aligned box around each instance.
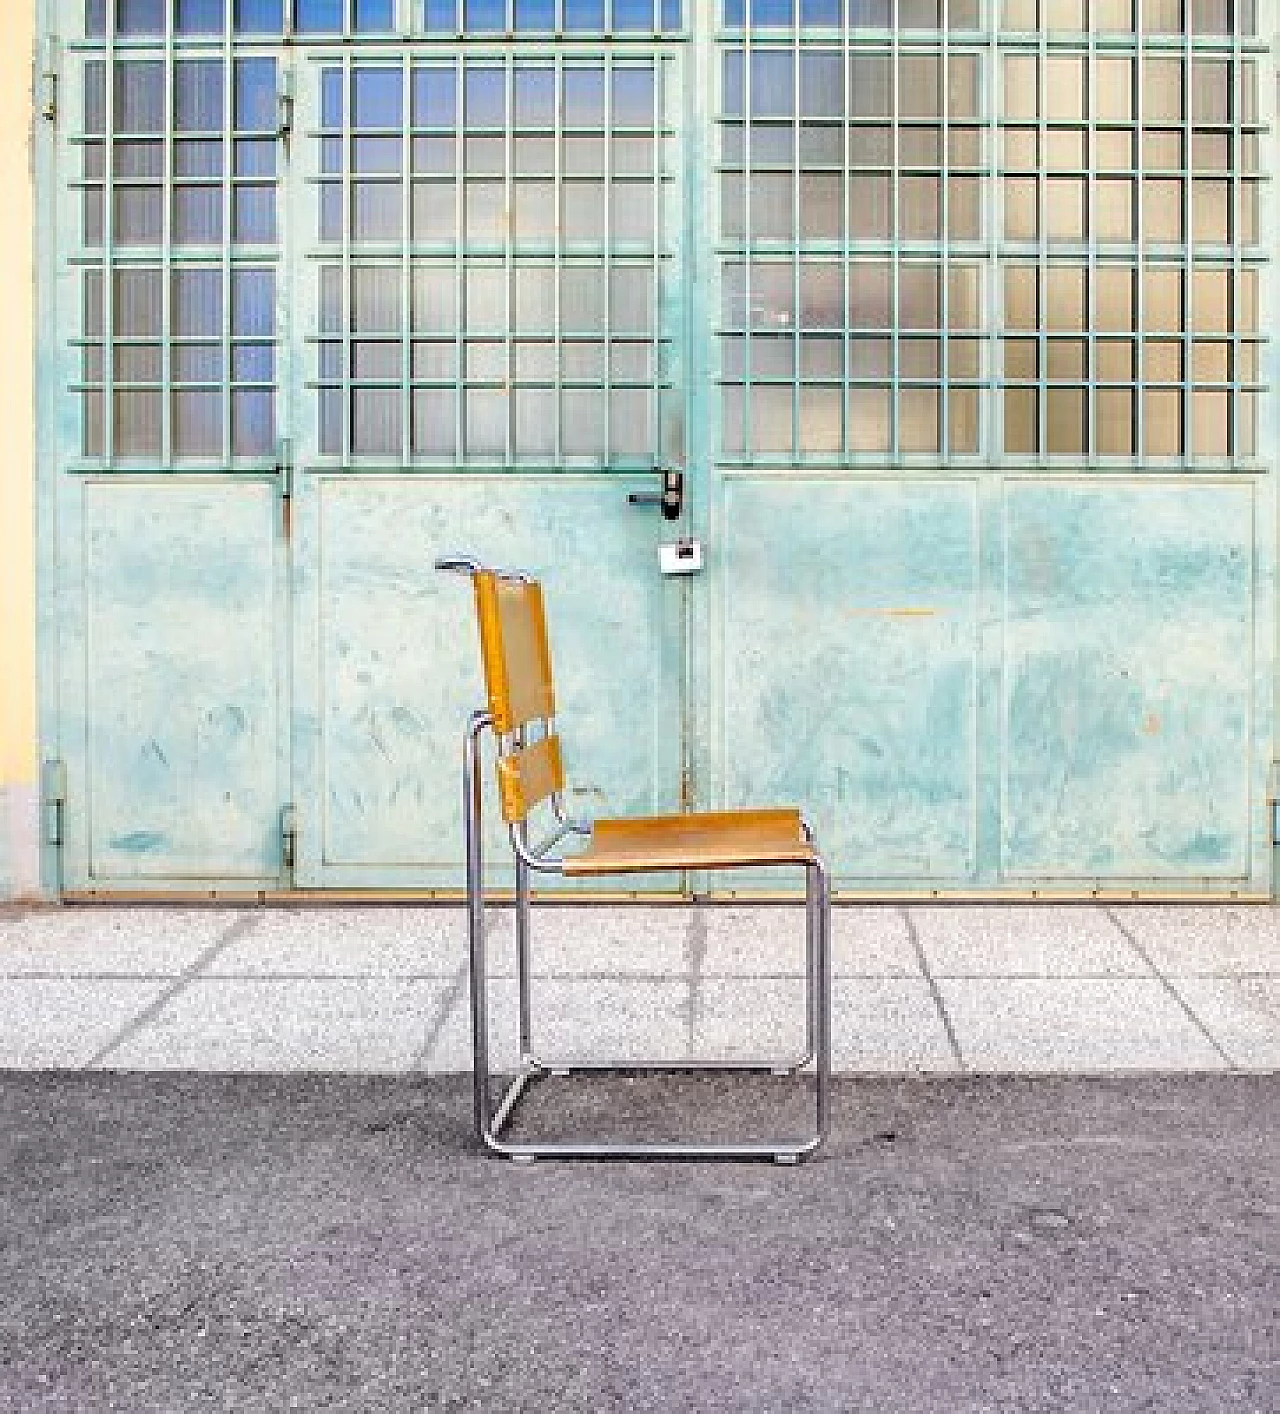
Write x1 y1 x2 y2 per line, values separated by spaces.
496 733 566 824
473 569 564 823
473 571 556 735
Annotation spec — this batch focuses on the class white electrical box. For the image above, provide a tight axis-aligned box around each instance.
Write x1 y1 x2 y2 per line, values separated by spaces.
660 539 703 575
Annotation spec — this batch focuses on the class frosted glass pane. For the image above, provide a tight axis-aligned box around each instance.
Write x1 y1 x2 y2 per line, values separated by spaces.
1004 179 1037 240
353 388 402 455
848 56 892 119
1004 266 1037 331
319 389 342 454
1046 59 1085 121
354 340 402 379
234 186 277 244
1046 129 1085 170
900 338 939 378
1096 389 1134 454
1142 59 1182 123
900 177 940 240
749 263 795 329
1004 389 1037 454
949 388 978 453
949 178 981 240
115 62 164 133
751 335 792 377
173 269 223 337
1191 269 1229 333
800 175 843 239
750 174 793 241
114 188 163 245
354 69 403 129
751 385 793 454
849 262 891 328
561 388 606 456
1046 267 1085 331
848 386 890 451
562 266 607 329
800 335 841 377
1191 60 1230 124
352 267 399 333
1145 340 1181 381
114 390 161 456
115 269 162 337
1095 180 1134 241
414 340 458 378
847 174 890 239
1095 59 1133 122
413 182 457 241
899 266 940 329
353 182 402 241
562 341 605 378
83 391 104 457
172 188 222 245
611 182 655 242
1096 130 1134 170
564 67 606 125
413 389 457 456
465 267 506 330
1095 268 1133 331
1003 56 1038 122
849 336 890 378
610 267 654 334
176 62 226 133
799 263 842 327
514 182 556 241
948 57 979 120
173 390 222 458
1192 181 1229 244
1143 389 1181 455
1096 339 1134 379
1046 178 1085 241
610 388 653 457
562 182 607 241
1142 268 1182 331
1192 341 1229 381
466 341 506 379
610 340 652 381
1193 393 1233 458
466 182 506 241
515 388 557 458
513 266 555 331
798 386 842 453
900 387 939 452
899 56 940 118
948 266 981 329
1143 180 1182 244
1046 387 1084 453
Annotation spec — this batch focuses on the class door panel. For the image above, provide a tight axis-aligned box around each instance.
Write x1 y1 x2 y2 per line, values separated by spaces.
63 478 285 888
709 477 980 890
292 473 683 889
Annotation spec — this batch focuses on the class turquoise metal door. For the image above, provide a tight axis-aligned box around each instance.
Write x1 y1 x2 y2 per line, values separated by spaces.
286 40 691 887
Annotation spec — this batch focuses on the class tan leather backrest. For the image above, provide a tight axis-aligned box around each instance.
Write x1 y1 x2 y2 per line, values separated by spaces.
495 733 566 824
472 570 556 735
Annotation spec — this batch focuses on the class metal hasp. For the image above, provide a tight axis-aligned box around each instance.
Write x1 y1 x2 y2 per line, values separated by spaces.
627 470 684 521
439 555 832 1164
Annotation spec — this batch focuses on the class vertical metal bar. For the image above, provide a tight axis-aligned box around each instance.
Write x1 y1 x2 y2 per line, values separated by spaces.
504 52 514 464
454 53 465 462
515 853 533 1058
162 3 173 466
104 0 116 465
465 710 493 1140
402 47 413 464
223 13 235 463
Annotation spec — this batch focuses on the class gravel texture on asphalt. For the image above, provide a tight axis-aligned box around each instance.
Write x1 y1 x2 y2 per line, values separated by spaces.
2 1072 1277 1412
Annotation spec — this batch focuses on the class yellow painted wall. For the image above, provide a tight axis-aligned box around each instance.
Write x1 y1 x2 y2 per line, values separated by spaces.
0 3 35 792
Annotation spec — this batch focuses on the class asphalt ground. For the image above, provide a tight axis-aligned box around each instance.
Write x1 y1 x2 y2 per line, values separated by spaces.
2 1072 1277 1412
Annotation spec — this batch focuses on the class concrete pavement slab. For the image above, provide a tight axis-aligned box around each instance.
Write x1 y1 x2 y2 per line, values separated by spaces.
831 978 959 1072
0 978 170 1067
1107 904 1280 976
208 905 463 978
910 904 1148 977
94 978 458 1073
0 907 240 977
939 977 1228 1072
1168 977 1280 1069
700 904 918 976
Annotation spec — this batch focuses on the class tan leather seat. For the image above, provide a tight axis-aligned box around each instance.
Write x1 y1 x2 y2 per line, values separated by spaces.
562 807 815 876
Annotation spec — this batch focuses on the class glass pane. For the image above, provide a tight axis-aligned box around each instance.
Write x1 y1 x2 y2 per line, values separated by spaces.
235 59 277 133
114 390 162 457
115 269 163 337
296 0 344 29
562 266 607 329
848 385 890 452
515 388 557 458
1046 387 1084 453
354 70 403 129
614 67 655 125
1095 269 1134 331
610 388 653 457
1143 388 1181 455
1096 389 1134 454
353 388 402 455
610 266 654 333
564 68 607 126
115 63 164 134
561 388 606 456
173 390 222 458
611 181 655 242
798 386 842 453
353 182 401 241
751 386 793 454
414 69 458 127
176 62 225 132
1045 267 1085 331
173 188 223 245
236 0 285 32
233 269 276 336
900 387 939 453
413 389 457 456
1004 388 1037 454
117 0 163 32
173 269 223 337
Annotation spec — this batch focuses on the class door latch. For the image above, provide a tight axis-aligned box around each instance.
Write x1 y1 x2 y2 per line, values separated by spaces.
627 470 683 522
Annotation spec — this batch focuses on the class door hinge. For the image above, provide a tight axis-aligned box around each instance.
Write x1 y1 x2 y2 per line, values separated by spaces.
276 436 294 535
40 40 59 124
679 766 694 811
281 805 297 871
277 64 295 142
42 759 66 847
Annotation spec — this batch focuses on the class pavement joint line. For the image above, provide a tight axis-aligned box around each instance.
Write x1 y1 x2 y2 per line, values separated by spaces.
409 962 470 1073
901 906 966 1071
81 912 263 1071
1102 906 1237 1069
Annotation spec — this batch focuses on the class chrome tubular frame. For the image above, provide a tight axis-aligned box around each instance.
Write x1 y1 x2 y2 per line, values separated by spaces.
462 713 832 1164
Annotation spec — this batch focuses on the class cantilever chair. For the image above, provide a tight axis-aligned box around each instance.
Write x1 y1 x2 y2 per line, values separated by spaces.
437 553 831 1163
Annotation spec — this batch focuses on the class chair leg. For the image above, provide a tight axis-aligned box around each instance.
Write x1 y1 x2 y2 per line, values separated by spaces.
464 711 493 1144
810 854 832 1149
515 851 534 1065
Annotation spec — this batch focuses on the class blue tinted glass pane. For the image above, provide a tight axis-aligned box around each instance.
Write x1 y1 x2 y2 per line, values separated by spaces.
661 0 681 25
296 0 344 30
613 68 654 124
564 0 606 27
752 0 793 22
424 0 459 29
233 344 275 381
465 0 506 27
355 0 396 25
751 52 793 114
564 67 606 124
118 0 164 33
723 50 744 116
235 59 277 132
176 61 226 132
466 68 506 125
613 0 652 27
514 67 557 123
800 0 840 18
236 0 285 32
724 0 744 19
515 0 557 26
353 69 403 128
848 0 890 20
413 68 457 125
86 0 106 37
322 70 344 127
233 269 275 336
178 0 226 32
